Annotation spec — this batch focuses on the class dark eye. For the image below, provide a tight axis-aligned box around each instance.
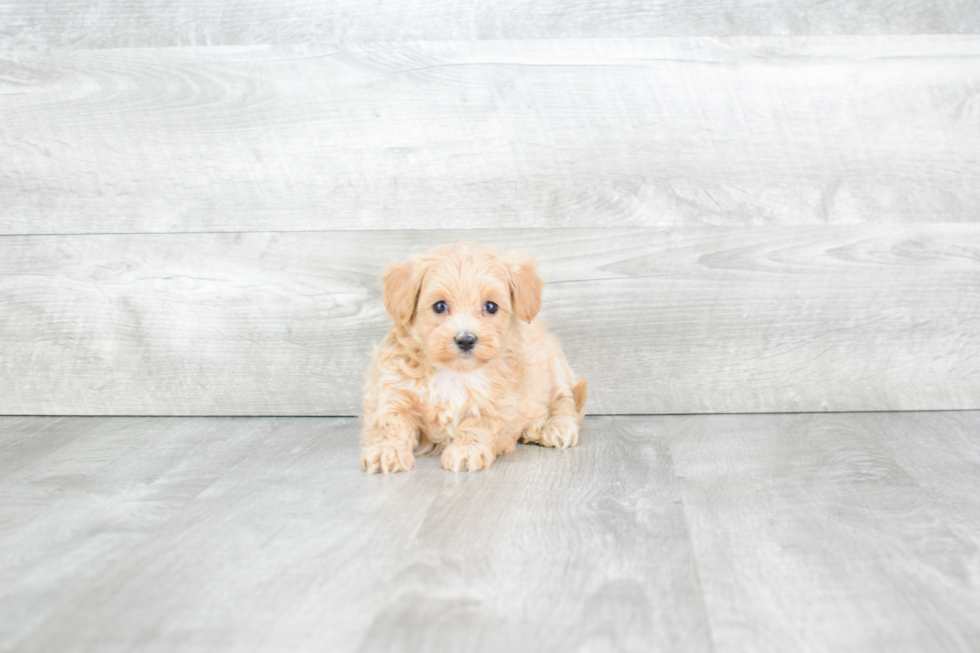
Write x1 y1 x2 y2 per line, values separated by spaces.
433 301 448 314
484 301 498 314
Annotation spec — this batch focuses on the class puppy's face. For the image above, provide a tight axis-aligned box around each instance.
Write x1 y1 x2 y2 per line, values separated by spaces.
382 243 543 372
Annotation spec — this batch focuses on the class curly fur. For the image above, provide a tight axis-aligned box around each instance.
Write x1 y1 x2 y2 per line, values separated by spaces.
361 242 587 473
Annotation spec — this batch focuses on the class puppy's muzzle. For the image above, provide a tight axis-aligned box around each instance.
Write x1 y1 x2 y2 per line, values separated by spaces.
454 332 477 353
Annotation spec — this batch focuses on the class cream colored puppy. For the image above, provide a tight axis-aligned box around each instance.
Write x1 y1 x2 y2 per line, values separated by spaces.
361 242 587 473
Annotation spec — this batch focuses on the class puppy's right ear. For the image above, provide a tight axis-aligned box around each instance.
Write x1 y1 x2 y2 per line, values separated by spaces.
382 259 421 326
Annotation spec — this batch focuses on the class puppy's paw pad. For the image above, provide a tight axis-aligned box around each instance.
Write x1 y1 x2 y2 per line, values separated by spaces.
361 442 415 474
541 418 579 449
441 441 494 472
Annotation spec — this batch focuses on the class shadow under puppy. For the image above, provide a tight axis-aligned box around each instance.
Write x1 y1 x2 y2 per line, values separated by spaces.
361 242 587 473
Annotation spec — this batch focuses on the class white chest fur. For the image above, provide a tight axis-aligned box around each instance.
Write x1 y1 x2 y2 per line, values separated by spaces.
428 368 480 404
426 368 487 422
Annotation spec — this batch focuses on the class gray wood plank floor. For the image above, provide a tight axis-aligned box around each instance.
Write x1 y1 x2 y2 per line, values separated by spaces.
2 413 978 652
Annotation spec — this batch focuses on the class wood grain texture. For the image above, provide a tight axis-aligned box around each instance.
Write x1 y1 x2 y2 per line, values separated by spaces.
666 412 980 653
2 37 980 234
2 0 979 49
1 227 977 415
2 413 979 651
0 416 287 650
858 412 980 551
0 416 712 653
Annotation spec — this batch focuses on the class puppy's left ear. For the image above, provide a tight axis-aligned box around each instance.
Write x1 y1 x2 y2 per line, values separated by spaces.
381 259 422 326
508 255 543 323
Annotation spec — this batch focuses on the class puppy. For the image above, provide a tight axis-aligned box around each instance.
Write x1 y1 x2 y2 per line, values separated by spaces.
361 242 587 473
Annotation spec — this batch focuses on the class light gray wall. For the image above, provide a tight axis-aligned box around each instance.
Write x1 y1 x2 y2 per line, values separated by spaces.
1 3 978 415
2 0 980 48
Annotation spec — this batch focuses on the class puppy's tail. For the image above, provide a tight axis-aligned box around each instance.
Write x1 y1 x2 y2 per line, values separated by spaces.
572 379 588 417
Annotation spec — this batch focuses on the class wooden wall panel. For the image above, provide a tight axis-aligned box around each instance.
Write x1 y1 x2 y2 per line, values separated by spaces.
3 0 979 49
2 227 977 415
2 37 979 235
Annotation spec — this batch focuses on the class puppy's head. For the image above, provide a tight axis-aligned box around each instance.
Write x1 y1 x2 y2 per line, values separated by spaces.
382 242 543 371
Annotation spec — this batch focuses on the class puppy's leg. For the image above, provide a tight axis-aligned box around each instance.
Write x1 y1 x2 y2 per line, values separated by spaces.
539 389 583 449
361 411 418 474
441 416 499 472
494 426 521 456
518 415 549 445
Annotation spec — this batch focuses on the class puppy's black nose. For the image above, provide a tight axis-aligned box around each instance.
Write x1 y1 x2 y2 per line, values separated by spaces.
455 333 477 352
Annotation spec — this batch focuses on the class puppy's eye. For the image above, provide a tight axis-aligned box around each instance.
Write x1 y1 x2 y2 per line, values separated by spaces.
484 301 498 314
433 301 448 314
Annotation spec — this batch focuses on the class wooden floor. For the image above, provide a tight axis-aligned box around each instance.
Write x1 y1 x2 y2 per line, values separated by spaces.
2 413 979 652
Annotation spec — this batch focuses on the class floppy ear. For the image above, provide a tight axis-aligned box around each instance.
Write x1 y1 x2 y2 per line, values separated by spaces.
508 255 543 323
381 259 422 326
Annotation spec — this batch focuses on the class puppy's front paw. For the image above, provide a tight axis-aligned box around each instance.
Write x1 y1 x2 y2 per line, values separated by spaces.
519 416 549 445
441 440 495 473
362 441 415 474
541 416 579 449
